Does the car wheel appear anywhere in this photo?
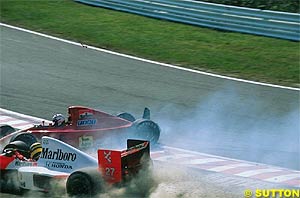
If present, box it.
[0,170,24,194]
[0,125,15,138]
[66,168,102,197]
[133,119,160,144]
[117,112,136,122]
[9,132,37,146]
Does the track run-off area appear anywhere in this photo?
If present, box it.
[0,23,299,196]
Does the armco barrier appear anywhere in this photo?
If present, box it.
[75,0,300,41]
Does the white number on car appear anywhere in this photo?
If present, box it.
[105,167,115,177]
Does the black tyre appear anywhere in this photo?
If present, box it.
[0,125,15,138]
[132,119,160,144]
[117,112,136,122]
[0,170,24,194]
[66,168,103,197]
[9,132,37,146]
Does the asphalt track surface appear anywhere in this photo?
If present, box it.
[0,25,299,196]
[1,25,299,169]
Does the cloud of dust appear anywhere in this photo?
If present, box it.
[155,86,299,170]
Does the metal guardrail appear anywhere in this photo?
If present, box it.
[75,0,300,41]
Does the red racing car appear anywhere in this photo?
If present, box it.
[0,106,160,151]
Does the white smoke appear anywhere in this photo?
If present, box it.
[155,85,299,170]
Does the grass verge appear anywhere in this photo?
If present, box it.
[1,0,299,87]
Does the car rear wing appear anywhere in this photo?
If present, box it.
[97,139,150,183]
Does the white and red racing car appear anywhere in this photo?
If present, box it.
[0,133,151,196]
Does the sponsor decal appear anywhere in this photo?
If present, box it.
[42,138,49,145]
[104,151,112,163]
[15,161,36,167]
[79,110,94,119]
[79,135,93,148]
[40,148,77,161]
[77,119,97,126]
[46,161,73,170]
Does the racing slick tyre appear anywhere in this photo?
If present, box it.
[0,170,24,194]
[132,119,160,144]
[66,168,103,197]
[117,112,136,122]
[0,125,15,138]
[9,132,38,146]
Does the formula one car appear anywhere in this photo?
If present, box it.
[0,106,160,150]
[0,133,151,196]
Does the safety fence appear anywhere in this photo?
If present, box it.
[75,0,300,41]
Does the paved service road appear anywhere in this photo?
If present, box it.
[1,25,299,170]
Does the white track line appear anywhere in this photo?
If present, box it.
[208,163,254,172]
[152,153,194,161]
[5,120,29,125]
[236,169,282,177]
[180,158,225,165]
[0,107,47,122]
[1,23,299,91]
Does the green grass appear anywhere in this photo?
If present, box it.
[1,0,299,87]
